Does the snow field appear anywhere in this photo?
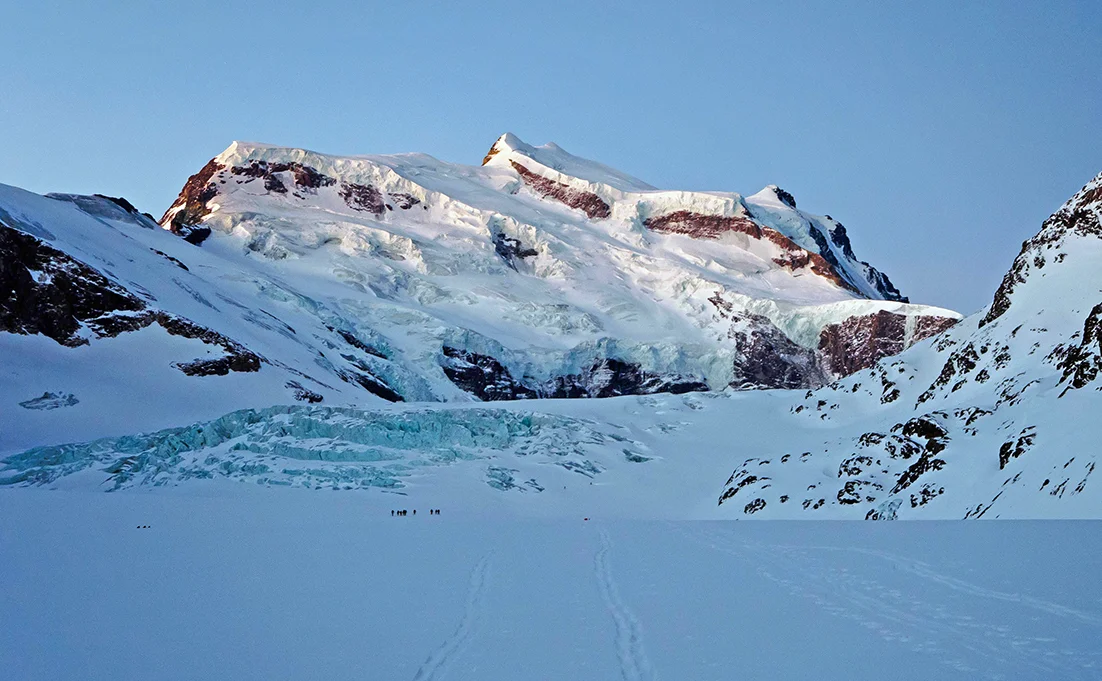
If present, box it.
[1,489,1100,680]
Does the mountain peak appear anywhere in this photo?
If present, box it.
[482,132,531,165]
[749,184,798,210]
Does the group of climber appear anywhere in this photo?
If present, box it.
[391,509,442,516]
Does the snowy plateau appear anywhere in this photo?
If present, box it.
[2,135,1101,680]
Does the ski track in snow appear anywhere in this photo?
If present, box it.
[676,524,1102,679]
[595,528,656,681]
[788,544,1102,627]
[411,552,493,681]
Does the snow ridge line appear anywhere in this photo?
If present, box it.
[595,528,656,681]
[412,552,493,681]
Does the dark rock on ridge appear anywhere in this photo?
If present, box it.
[160,158,224,237]
[0,222,147,347]
[231,160,337,191]
[645,211,855,292]
[1050,302,1102,392]
[0,222,261,375]
[510,161,611,220]
[982,172,1102,327]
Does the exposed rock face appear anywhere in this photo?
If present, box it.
[176,224,212,245]
[917,342,981,405]
[93,194,142,215]
[1051,302,1102,392]
[863,267,907,304]
[339,182,387,215]
[160,158,224,238]
[711,295,945,389]
[286,381,324,403]
[644,211,854,291]
[492,232,538,270]
[231,160,337,191]
[890,413,950,493]
[644,211,762,240]
[727,312,825,390]
[441,346,537,401]
[772,186,797,209]
[510,161,611,219]
[160,157,413,241]
[546,358,708,398]
[481,143,501,166]
[440,346,707,401]
[913,315,958,342]
[0,223,147,347]
[819,310,957,376]
[0,222,261,375]
[982,172,1102,327]
[336,368,403,402]
[154,312,262,375]
[819,218,907,302]
[390,192,421,210]
[719,410,956,514]
[718,471,768,506]
[999,426,1036,469]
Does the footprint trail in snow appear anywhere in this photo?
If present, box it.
[595,528,656,681]
[412,552,493,681]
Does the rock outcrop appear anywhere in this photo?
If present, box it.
[819,310,958,376]
[982,172,1102,327]
[0,222,261,375]
[510,161,611,219]
[440,346,707,401]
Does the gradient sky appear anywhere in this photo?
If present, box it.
[1,0,1098,314]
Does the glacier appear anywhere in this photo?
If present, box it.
[1,404,635,493]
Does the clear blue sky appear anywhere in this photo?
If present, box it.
[1,1,1098,314]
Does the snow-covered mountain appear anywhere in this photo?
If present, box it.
[0,134,953,450]
[717,171,1102,518]
[159,133,959,398]
[2,138,1098,519]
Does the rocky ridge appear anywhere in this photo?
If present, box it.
[718,171,1102,518]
